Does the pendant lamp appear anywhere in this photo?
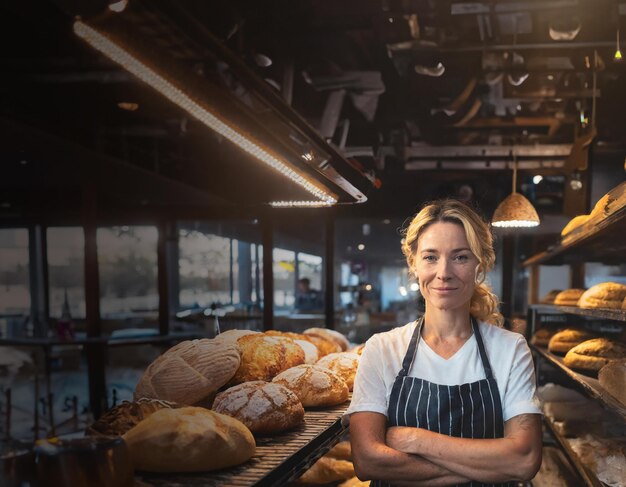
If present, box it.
[492,152,540,228]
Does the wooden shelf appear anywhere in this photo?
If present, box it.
[531,345,626,422]
[530,304,626,322]
[522,202,626,267]
[135,402,349,486]
[542,416,604,487]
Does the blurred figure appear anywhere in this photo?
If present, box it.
[295,278,323,312]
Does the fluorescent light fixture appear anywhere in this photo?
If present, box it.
[269,200,333,207]
[73,20,337,205]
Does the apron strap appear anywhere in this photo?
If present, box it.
[398,316,423,377]
[471,316,494,380]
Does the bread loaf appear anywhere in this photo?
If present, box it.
[316,352,360,390]
[265,330,320,363]
[548,329,595,354]
[213,381,304,434]
[296,456,355,484]
[598,360,626,406]
[563,338,626,372]
[230,334,305,384]
[303,334,341,357]
[577,282,626,309]
[123,407,255,472]
[272,364,349,407]
[134,339,240,405]
[531,328,556,347]
[553,289,585,306]
[214,329,260,345]
[327,441,352,460]
[304,328,350,352]
[339,477,371,487]
[539,289,563,305]
[560,215,589,237]
[86,398,177,436]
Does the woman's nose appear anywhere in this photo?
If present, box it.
[436,259,452,280]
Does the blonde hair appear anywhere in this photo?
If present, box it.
[401,199,503,326]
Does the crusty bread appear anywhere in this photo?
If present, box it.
[539,289,563,305]
[577,282,626,309]
[213,381,304,435]
[327,441,352,460]
[303,334,341,357]
[316,352,360,390]
[530,328,556,347]
[230,334,305,385]
[272,364,349,407]
[264,330,320,363]
[134,339,240,405]
[86,398,178,436]
[214,329,260,345]
[553,289,586,306]
[598,360,626,406]
[547,329,595,354]
[339,477,371,487]
[560,215,589,237]
[304,328,350,352]
[296,456,355,484]
[563,338,626,372]
[123,407,255,472]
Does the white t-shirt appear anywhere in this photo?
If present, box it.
[344,320,542,426]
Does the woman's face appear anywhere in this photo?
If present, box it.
[413,221,479,312]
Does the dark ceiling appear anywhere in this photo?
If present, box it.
[2,0,625,222]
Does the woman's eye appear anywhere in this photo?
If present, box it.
[423,255,437,262]
[454,254,469,262]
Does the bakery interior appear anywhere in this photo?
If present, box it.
[1,0,626,485]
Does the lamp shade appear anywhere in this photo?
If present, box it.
[492,193,540,228]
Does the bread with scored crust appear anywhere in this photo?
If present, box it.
[563,338,626,372]
[316,352,360,390]
[304,327,350,352]
[213,381,304,434]
[272,364,349,407]
[86,398,178,436]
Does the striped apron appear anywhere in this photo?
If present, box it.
[372,316,514,487]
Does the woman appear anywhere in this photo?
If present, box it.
[345,199,542,486]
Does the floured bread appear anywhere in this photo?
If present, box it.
[553,289,585,306]
[230,334,305,384]
[547,329,595,354]
[272,364,349,407]
[531,328,556,347]
[599,360,626,406]
[213,381,304,434]
[539,289,562,305]
[316,352,360,390]
[296,456,355,484]
[303,333,341,357]
[134,339,240,405]
[577,282,626,309]
[304,328,350,352]
[564,338,626,372]
[86,398,177,436]
[123,407,255,472]
[560,215,589,237]
[265,330,320,363]
[214,329,260,346]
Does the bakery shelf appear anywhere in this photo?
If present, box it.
[134,401,349,486]
[529,304,626,323]
[521,202,626,267]
[542,416,604,487]
[531,345,626,422]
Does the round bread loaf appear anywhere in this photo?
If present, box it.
[214,329,260,345]
[304,327,350,352]
[547,329,595,355]
[86,398,178,436]
[213,381,304,434]
[530,328,556,348]
[230,334,305,385]
[598,360,626,406]
[577,282,626,309]
[316,352,360,390]
[553,289,586,306]
[539,289,562,305]
[272,364,349,407]
[297,456,355,484]
[134,339,240,405]
[564,338,626,372]
[123,407,255,472]
[561,215,589,237]
[265,330,320,363]
[303,333,341,357]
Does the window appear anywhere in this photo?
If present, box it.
[47,227,85,318]
[97,226,158,317]
[297,252,323,290]
[273,248,295,308]
[0,229,30,334]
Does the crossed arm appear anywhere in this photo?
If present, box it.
[349,411,542,485]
